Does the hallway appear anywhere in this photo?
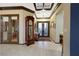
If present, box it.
[0,41,62,56]
[0,3,70,56]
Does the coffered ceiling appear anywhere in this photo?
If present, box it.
[34,3,54,10]
[0,3,61,19]
[34,3,61,19]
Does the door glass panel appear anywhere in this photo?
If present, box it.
[2,17,9,43]
[37,22,49,37]
[44,23,48,36]
[11,16,18,43]
[38,23,42,36]
[28,20,33,39]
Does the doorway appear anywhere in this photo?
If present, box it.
[0,15,19,44]
[37,21,50,37]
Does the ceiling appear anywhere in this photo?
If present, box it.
[0,3,60,19]
[34,3,59,19]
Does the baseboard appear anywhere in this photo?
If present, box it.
[50,38,60,44]
[19,43,25,45]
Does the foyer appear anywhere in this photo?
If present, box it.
[0,3,70,56]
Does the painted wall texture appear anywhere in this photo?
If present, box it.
[71,3,79,56]
[63,3,70,56]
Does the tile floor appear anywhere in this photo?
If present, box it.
[0,41,62,56]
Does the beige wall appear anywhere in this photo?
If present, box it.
[56,10,64,43]
[50,4,70,56]
[0,9,34,44]
[50,4,63,43]
[50,16,56,42]
[63,3,70,56]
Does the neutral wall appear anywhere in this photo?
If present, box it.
[63,4,70,56]
[56,11,64,43]
[50,4,63,43]
[0,9,33,44]
[50,4,70,56]
[50,16,56,42]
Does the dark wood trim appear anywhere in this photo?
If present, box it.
[0,14,19,44]
[0,14,19,16]
[0,6,35,13]
[37,21,50,37]
[50,36,60,44]
[44,3,54,10]
[34,3,42,11]
[52,39,60,44]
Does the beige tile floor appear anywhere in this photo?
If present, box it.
[0,41,62,56]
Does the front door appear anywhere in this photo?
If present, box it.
[37,21,50,37]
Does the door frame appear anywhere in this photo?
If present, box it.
[37,21,50,37]
[0,14,19,44]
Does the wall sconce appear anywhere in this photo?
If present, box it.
[51,21,56,28]
[51,21,54,27]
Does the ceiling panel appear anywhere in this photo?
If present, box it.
[34,3,54,10]
[35,10,51,18]
[35,3,59,19]
[36,3,43,10]
[44,3,54,10]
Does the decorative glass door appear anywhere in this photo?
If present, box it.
[1,15,19,44]
[38,23,43,36]
[37,21,49,37]
[43,23,48,36]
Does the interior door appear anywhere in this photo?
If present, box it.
[1,15,19,44]
[37,21,49,37]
